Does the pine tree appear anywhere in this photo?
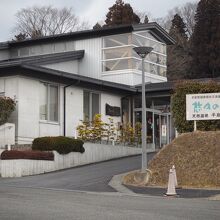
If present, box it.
[167,14,190,80]
[93,23,102,30]
[14,33,27,41]
[191,0,220,78]
[104,0,140,27]
[144,15,149,24]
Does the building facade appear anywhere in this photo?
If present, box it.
[0,23,175,150]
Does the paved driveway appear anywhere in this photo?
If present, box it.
[0,154,154,192]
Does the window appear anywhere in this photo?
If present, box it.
[83,91,100,121]
[102,32,167,77]
[40,83,59,122]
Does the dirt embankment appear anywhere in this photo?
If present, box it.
[148,131,220,188]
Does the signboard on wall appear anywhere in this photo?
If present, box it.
[186,93,220,121]
[106,104,121,117]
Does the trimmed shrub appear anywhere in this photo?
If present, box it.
[171,81,220,133]
[32,136,85,154]
[1,150,54,161]
[0,97,16,126]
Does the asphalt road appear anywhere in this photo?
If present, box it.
[0,154,154,192]
[0,185,220,220]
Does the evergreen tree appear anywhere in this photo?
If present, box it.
[104,0,140,26]
[93,23,102,30]
[144,15,149,24]
[191,0,220,78]
[14,33,27,41]
[167,14,190,80]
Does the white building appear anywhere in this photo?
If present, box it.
[0,23,175,149]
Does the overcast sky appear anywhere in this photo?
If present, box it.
[0,0,198,42]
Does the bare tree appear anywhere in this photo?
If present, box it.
[14,6,90,39]
[179,2,197,37]
[153,2,197,37]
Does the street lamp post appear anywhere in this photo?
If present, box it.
[133,46,153,173]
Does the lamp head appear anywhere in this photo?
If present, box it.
[133,46,153,58]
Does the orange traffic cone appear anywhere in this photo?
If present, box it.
[165,169,177,196]
[172,165,178,187]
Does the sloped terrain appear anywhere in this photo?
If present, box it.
[148,131,220,188]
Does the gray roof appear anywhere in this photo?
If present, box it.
[0,22,175,49]
[0,63,137,94]
[0,50,84,67]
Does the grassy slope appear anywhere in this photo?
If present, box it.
[148,131,220,188]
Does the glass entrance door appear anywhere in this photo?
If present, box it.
[154,113,160,150]
[134,110,172,150]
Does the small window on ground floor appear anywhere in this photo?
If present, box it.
[39,83,59,122]
[83,91,100,121]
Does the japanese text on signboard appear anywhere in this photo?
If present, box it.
[186,93,220,120]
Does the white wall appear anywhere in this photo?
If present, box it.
[0,49,9,60]
[0,76,123,144]
[65,86,84,137]
[17,77,40,143]
[17,77,64,143]
[75,38,102,79]
[0,123,15,149]
[101,92,122,124]
[42,60,79,74]
[0,77,19,137]
[102,70,167,86]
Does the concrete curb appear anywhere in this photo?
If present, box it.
[108,172,135,195]
[209,194,220,201]
[108,171,220,201]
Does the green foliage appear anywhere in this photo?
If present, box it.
[77,114,141,146]
[90,114,106,143]
[118,123,135,145]
[171,81,220,133]
[135,122,142,146]
[191,0,220,78]
[32,136,85,155]
[0,97,16,126]
[167,14,190,81]
[104,0,140,27]
[105,117,116,144]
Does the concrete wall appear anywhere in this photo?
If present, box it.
[0,143,142,177]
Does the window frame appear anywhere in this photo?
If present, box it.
[102,32,167,76]
[83,90,101,121]
[39,82,59,123]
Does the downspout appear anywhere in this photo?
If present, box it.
[63,80,80,136]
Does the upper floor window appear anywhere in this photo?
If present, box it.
[102,32,167,77]
[39,83,59,122]
[10,41,75,58]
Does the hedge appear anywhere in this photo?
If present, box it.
[0,97,16,126]
[1,150,54,161]
[32,136,85,154]
[171,81,220,133]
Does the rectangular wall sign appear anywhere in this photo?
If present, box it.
[186,93,220,120]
